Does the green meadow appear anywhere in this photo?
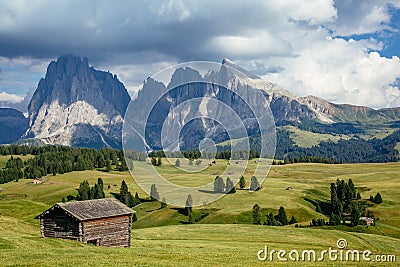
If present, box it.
[0,159,399,266]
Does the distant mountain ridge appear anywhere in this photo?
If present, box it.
[128,59,400,149]
[223,59,400,124]
[0,108,28,144]
[5,56,400,162]
[298,95,400,123]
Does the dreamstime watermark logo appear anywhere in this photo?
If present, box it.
[122,61,276,207]
[257,238,397,263]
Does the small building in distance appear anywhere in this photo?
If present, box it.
[359,216,375,226]
[36,198,134,247]
[32,178,42,184]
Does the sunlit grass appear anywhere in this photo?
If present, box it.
[0,161,399,266]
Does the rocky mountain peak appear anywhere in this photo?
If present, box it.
[13,56,400,149]
[220,58,260,79]
[29,55,129,117]
[167,67,203,89]
[221,58,235,65]
[24,55,131,148]
[45,55,88,81]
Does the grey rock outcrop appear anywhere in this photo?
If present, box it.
[24,55,130,148]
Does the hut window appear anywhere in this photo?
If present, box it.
[55,219,71,231]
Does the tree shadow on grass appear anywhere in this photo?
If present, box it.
[198,189,226,194]
[171,207,187,215]
[304,197,332,216]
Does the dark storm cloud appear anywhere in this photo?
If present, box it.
[0,1,293,65]
[332,0,397,35]
[2,0,400,109]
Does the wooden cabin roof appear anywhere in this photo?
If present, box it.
[36,198,134,221]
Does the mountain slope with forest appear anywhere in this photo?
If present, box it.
[8,56,400,162]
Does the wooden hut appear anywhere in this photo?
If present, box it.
[359,216,375,226]
[36,198,134,247]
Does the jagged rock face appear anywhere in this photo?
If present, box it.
[298,95,400,123]
[205,63,317,124]
[128,59,400,152]
[25,56,130,148]
[129,63,315,151]
[0,108,29,144]
[21,56,400,150]
[268,95,316,123]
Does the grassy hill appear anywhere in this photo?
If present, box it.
[0,160,399,265]
[280,125,346,147]
[1,218,399,266]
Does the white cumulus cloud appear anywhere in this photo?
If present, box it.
[0,1,400,109]
[0,92,24,103]
[261,32,400,108]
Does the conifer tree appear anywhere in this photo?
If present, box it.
[120,180,129,205]
[289,215,297,224]
[252,204,261,225]
[239,175,246,189]
[77,180,90,200]
[97,178,105,198]
[105,160,112,172]
[135,192,141,204]
[329,212,341,226]
[93,183,103,199]
[150,184,159,201]
[250,176,261,191]
[175,159,181,167]
[185,194,193,216]
[265,212,276,226]
[132,213,138,222]
[214,176,225,193]
[276,206,288,225]
[374,193,383,204]
[128,192,136,208]
[348,179,356,199]
[226,177,236,194]
[350,202,360,226]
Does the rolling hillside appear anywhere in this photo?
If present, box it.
[0,159,399,265]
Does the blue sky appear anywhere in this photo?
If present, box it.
[0,0,400,112]
[376,4,400,58]
[336,4,400,58]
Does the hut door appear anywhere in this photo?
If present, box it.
[87,239,100,246]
